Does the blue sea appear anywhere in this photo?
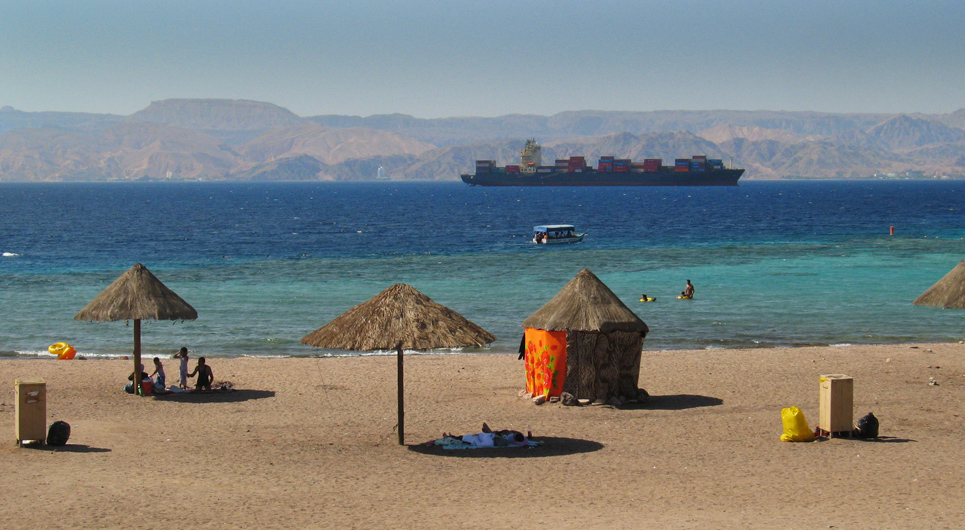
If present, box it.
[1,180,964,360]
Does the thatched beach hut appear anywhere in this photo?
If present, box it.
[522,268,649,404]
[302,283,496,444]
[75,263,197,389]
[914,259,965,309]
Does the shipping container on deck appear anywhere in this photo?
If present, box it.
[642,158,662,173]
[506,165,520,173]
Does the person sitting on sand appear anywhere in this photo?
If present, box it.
[150,357,165,391]
[188,357,214,391]
[124,364,151,394]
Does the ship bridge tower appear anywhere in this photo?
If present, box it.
[520,139,541,174]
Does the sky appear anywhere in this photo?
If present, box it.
[1,0,963,118]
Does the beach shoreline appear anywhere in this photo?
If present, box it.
[3,342,965,528]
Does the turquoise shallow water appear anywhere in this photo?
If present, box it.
[1,180,964,359]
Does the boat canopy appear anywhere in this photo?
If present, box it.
[534,225,576,233]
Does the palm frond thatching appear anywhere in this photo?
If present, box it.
[74,263,198,322]
[914,259,965,310]
[301,283,496,351]
[522,268,648,334]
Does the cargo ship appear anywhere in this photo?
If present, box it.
[461,139,743,186]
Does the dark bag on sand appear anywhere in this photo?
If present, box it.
[47,421,71,446]
[854,412,879,439]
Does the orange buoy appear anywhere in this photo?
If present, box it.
[890,226,895,236]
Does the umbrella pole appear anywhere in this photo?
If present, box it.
[133,319,142,396]
[397,344,404,446]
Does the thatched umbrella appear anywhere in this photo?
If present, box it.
[301,283,496,445]
[75,263,198,392]
[914,259,965,309]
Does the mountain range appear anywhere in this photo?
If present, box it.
[1,99,963,182]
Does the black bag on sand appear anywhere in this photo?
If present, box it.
[47,421,71,446]
[853,412,879,439]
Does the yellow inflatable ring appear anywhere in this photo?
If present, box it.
[48,342,77,360]
[676,295,693,300]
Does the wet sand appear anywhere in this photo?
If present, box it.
[3,342,965,529]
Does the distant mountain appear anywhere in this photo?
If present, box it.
[698,124,822,145]
[865,115,965,152]
[307,113,552,146]
[720,138,907,179]
[306,109,902,146]
[129,99,305,145]
[0,105,122,134]
[400,141,530,180]
[545,131,728,163]
[940,108,965,130]
[238,123,434,166]
[0,122,238,181]
[232,154,326,181]
[130,99,303,131]
[2,99,964,181]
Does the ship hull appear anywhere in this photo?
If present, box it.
[461,169,743,186]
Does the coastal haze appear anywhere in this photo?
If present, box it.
[2,1,964,182]
[2,100,965,181]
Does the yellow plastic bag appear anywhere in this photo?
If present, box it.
[780,406,816,442]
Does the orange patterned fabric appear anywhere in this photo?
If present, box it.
[524,328,568,398]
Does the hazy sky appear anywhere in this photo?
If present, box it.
[1,0,963,118]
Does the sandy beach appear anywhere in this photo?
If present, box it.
[3,342,965,529]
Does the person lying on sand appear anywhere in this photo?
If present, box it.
[441,423,529,447]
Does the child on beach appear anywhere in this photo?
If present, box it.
[150,357,166,391]
[173,347,189,389]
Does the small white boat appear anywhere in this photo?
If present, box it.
[533,224,585,245]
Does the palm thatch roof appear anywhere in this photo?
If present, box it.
[301,283,496,351]
[522,268,648,334]
[74,263,198,322]
[913,259,965,310]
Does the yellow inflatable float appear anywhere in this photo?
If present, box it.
[48,342,77,360]
[639,297,656,302]
[676,295,693,300]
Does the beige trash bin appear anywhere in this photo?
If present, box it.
[819,374,853,437]
[15,378,46,445]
